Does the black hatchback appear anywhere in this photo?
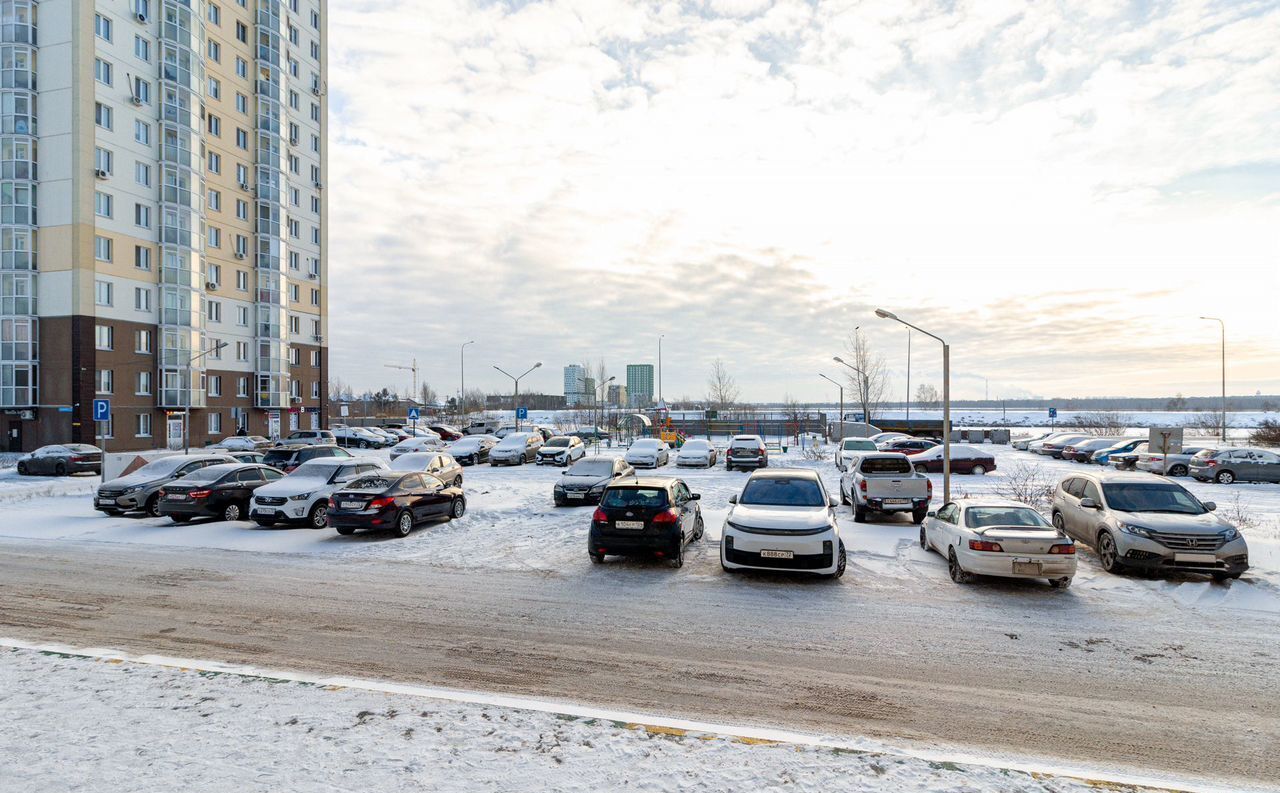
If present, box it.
[327,472,466,538]
[589,476,703,567]
[157,463,284,523]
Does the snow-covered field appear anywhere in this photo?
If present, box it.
[2,439,1278,615]
[0,644,1205,793]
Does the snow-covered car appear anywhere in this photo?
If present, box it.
[1026,433,1081,455]
[250,456,388,528]
[839,453,931,524]
[537,436,586,466]
[1012,432,1054,451]
[868,432,909,446]
[909,444,996,475]
[721,469,844,578]
[16,444,102,476]
[675,439,718,468]
[553,457,635,506]
[835,437,877,471]
[922,498,1076,588]
[1034,434,1092,458]
[446,436,497,466]
[390,452,463,486]
[277,430,338,447]
[332,427,389,449]
[95,453,237,517]
[880,438,939,455]
[213,435,271,452]
[426,425,464,441]
[724,435,768,471]
[363,427,400,446]
[488,432,543,465]
[624,438,670,469]
[389,435,446,460]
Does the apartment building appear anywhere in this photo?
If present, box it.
[625,364,653,408]
[562,364,585,407]
[0,0,327,452]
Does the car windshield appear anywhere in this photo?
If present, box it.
[860,457,911,474]
[739,477,826,507]
[133,456,196,477]
[176,466,228,484]
[965,507,1051,529]
[496,434,528,448]
[682,441,710,452]
[290,461,341,480]
[842,440,875,450]
[631,440,659,449]
[601,487,668,508]
[1102,483,1205,515]
[545,438,570,447]
[262,450,296,465]
[449,439,479,450]
[568,460,613,477]
[345,474,397,492]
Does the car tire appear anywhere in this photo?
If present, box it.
[1214,470,1235,485]
[335,525,355,536]
[1169,464,1188,477]
[1050,577,1072,589]
[919,525,929,551]
[307,502,328,529]
[854,505,867,523]
[827,542,846,579]
[912,507,927,525]
[254,518,276,527]
[145,494,162,519]
[393,510,414,538]
[223,502,245,522]
[914,464,928,474]
[693,516,704,541]
[589,551,605,564]
[16,462,27,475]
[54,462,67,476]
[359,441,369,449]
[671,542,684,568]
[1096,530,1125,574]
[948,548,970,584]
[971,464,987,475]
[449,498,466,520]
[1052,512,1066,531]
[453,476,463,487]
[840,489,849,506]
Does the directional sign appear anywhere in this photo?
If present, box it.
[407,407,421,421]
[92,399,111,422]
[516,407,528,420]
[1048,407,1057,419]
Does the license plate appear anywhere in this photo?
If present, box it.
[97,498,115,505]
[884,498,910,505]
[252,508,273,516]
[1175,553,1217,564]
[1013,561,1042,575]
[341,501,363,510]
[760,549,794,559]
[615,520,645,529]
[167,494,188,500]
[567,493,584,499]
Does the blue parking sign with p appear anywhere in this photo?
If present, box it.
[1048,407,1057,419]
[407,407,420,421]
[93,399,111,422]
[516,407,528,420]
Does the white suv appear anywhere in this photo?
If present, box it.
[721,469,844,578]
[250,456,388,528]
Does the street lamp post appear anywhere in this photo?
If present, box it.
[875,308,950,503]
[658,334,664,406]
[460,340,475,424]
[595,376,616,448]
[493,362,542,431]
[832,356,868,424]
[818,373,843,441]
[1200,317,1226,442]
[185,340,227,454]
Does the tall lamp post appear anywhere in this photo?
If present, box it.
[832,356,868,424]
[876,308,950,503]
[595,376,616,448]
[459,340,475,423]
[819,373,844,441]
[185,340,227,454]
[1200,317,1226,442]
[493,361,541,431]
[658,334,664,406]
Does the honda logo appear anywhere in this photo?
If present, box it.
[1187,538,1198,548]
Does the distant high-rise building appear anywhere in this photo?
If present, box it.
[626,364,654,407]
[607,383,627,407]
[563,364,587,406]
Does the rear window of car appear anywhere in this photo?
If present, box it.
[740,477,826,506]
[965,507,1050,529]
[263,450,298,466]
[569,460,613,477]
[602,487,669,508]
[345,474,398,491]
[842,440,875,450]
[860,457,911,474]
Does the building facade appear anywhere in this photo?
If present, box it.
[625,364,653,407]
[606,383,626,408]
[0,0,328,452]
[562,363,585,406]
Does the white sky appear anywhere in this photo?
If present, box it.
[326,0,1280,403]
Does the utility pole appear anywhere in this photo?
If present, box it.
[876,309,951,504]
[460,340,475,423]
[1200,317,1226,442]
[494,362,542,431]
[658,334,664,405]
[819,373,843,441]
[905,330,911,429]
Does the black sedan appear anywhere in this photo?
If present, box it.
[16,444,103,476]
[157,463,284,522]
[554,457,635,506]
[327,472,466,538]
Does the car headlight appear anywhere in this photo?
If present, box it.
[122,485,145,495]
[553,484,564,492]
[1221,527,1239,542]
[288,492,313,501]
[1117,522,1152,538]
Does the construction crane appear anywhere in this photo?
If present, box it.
[385,358,418,402]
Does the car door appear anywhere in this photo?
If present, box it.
[1078,479,1105,543]
[1055,478,1084,537]
[930,502,959,551]
[419,474,452,517]
[1254,451,1280,483]
[673,481,695,542]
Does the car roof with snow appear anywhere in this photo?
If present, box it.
[748,468,820,480]
[607,475,679,488]
[1078,470,1171,483]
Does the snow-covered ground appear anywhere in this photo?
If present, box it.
[2,439,1278,615]
[0,644,1215,793]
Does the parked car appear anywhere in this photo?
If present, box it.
[389,435,447,460]
[389,451,463,486]
[327,471,466,538]
[494,425,520,439]
[589,476,703,566]
[868,432,909,446]
[537,435,587,466]
[277,429,338,447]
[366,427,402,446]
[1135,446,1210,477]
[1090,438,1148,466]
[1034,434,1091,458]
[1062,437,1129,463]
[676,439,718,468]
[1050,470,1248,580]
[554,457,635,505]
[261,444,352,474]
[229,451,267,465]
[16,444,102,476]
[214,435,271,452]
[1012,432,1055,451]
[251,456,389,528]
[1026,432,1081,454]
[96,453,237,517]
[725,434,768,471]
[1189,447,1280,484]
[381,427,413,442]
[922,498,1076,588]
[427,425,464,441]
[624,438,670,469]
[568,427,610,443]
[907,444,996,475]
[333,426,390,449]
[1109,442,1148,470]
[835,437,878,471]
[721,469,844,578]
[158,463,285,523]
[488,432,543,465]
[446,436,497,466]
[465,419,502,435]
[881,438,939,456]
[839,452,932,524]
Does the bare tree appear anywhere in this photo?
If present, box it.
[1165,393,1188,412]
[418,381,438,407]
[915,383,940,410]
[1069,411,1128,436]
[705,358,740,411]
[842,329,889,423]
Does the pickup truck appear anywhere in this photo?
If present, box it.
[838,452,932,524]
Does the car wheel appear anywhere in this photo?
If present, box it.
[589,551,605,564]
[54,462,67,476]
[335,525,355,536]
[912,508,927,525]
[854,505,867,523]
[145,494,162,518]
[1097,531,1124,574]
[254,518,276,527]
[1214,470,1235,485]
[359,441,369,449]
[223,502,244,521]
[1052,512,1066,531]
[914,464,928,474]
[971,464,987,475]
[16,462,26,475]
[1050,577,1072,589]
[449,498,466,520]
[453,476,463,487]
[948,548,971,584]
[670,542,685,568]
[693,516,705,541]
[840,489,849,506]
[307,502,328,529]
[1169,464,1188,477]
[826,542,847,579]
[393,510,414,537]
[919,525,929,551]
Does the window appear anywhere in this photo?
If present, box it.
[207,40,220,62]
[310,288,320,306]
[235,93,248,114]
[135,162,151,187]
[311,134,320,154]
[234,235,248,257]
[208,412,222,435]
[134,245,152,270]
[288,283,299,302]
[207,226,221,248]
[95,324,113,351]
[134,120,151,145]
[134,203,150,228]
[289,187,300,207]
[208,151,221,174]
[208,77,221,99]
[208,375,222,397]
[312,10,320,28]
[132,77,150,105]
[207,262,221,286]
[236,305,249,325]
[235,128,248,149]
[210,339,223,360]
[235,199,248,220]
[235,163,248,185]
[311,350,321,367]
[290,379,301,398]
[95,279,113,305]
[235,57,247,79]
[236,21,248,42]
[96,369,114,395]
[133,287,151,312]
[289,347,301,365]
[288,251,300,270]
[288,315,300,334]
[95,14,112,42]
[135,329,152,354]
[207,300,222,323]
[207,3,220,24]
[136,413,152,437]
[289,90,300,110]
[311,41,320,61]
[95,58,113,85]
[207,114,221,136]
[235,270,249,291]
[94,147,113,175]
[235,341,248,361]
[287,219,299,238]
[237,376,249,397]
[311,227,320,245]
[311,319,321,337]
[288,24,298,45]
[95,102,112,130]
[95,238,113,263]
[97,417,114,441]
[135,0,152,20]
[135,35,151,62]
[311,102,320,122]
[95,191,113,218]
[137,371,153,396]
[208,189,221,211]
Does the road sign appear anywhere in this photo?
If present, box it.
[92,399,111,422]
[1048,407,1057,419]
[516,407,528,420]
[408,407,420,421]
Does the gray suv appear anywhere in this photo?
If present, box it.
[1051,470,1248,581]
[1188,447,1280,484]
[95,453,237,517]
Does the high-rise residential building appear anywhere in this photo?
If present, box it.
[626,364,653,407]
[0,0,328,452]
[606,383,626,407]
[562,364,585,406]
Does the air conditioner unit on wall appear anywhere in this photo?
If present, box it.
[94,169,108,179]
[205,281,218,290]
[235,252,246,260]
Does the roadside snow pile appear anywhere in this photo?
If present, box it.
[0,468,100,504]
[0,646,1179,793]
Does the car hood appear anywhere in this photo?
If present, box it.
[1113,510,1232,533]
[626,449,658,457]
[103,472,167,488]
[254,475,330,497]
[729,504,831,530]
[561,474,610,488]
[539,447,570,454]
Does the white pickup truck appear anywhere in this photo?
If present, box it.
[839,452,932,524]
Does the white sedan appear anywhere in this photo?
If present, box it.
[624,438,670,469]
[921,498,1077,588]
[675,439,718,468]
[389,435,446,460]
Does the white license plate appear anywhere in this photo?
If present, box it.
[1013,561,1042,575]
[252,509,273,516]
[567,493,584,499]
[341,501,363,510]
[97,498,115,505]
[1175,553,1217,564]
[167,494,188,500]
[760,549,794,559]
[884,498,911,505]
[615,520,645,529]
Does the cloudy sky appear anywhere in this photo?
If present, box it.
[326,0,1279,404]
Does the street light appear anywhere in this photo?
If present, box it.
[818,373,843,441]
[185,340,228,454]
[460,340,475,423]
[658,334,665,406]
[493,361,542,430]
[1200,317,1226,441]
[595,375,616,447]
[876,308,951,503]
[832,356,868,424]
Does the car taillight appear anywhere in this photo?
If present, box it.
[1204,460,1218,467]
[70,455,84,463]
[1049,544,1076,555]
[328,498,337,509]
[189,489,211,499]
[926,479,933,496]
[858,479,867,492]
[653,509,679,525]
[592,507,607,522]
[968,540,1004,552]
[368,497,394,510]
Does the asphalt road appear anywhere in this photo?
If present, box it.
[1,537,1277,790]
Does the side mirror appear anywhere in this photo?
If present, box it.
[1080,497,1099,509]
[689,493,701,501]
[828,496,839,508]
[1203,501,1217,512]
[927,510,937,517]
[728,494,738,504]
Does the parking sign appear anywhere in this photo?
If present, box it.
[1048,407,1057,419]
[92,399,111,422]
[516,407,528,420]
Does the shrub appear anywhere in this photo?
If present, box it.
[1249,419,1280,446]
[993,463,1057,512]
[1069,411,1127,436]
